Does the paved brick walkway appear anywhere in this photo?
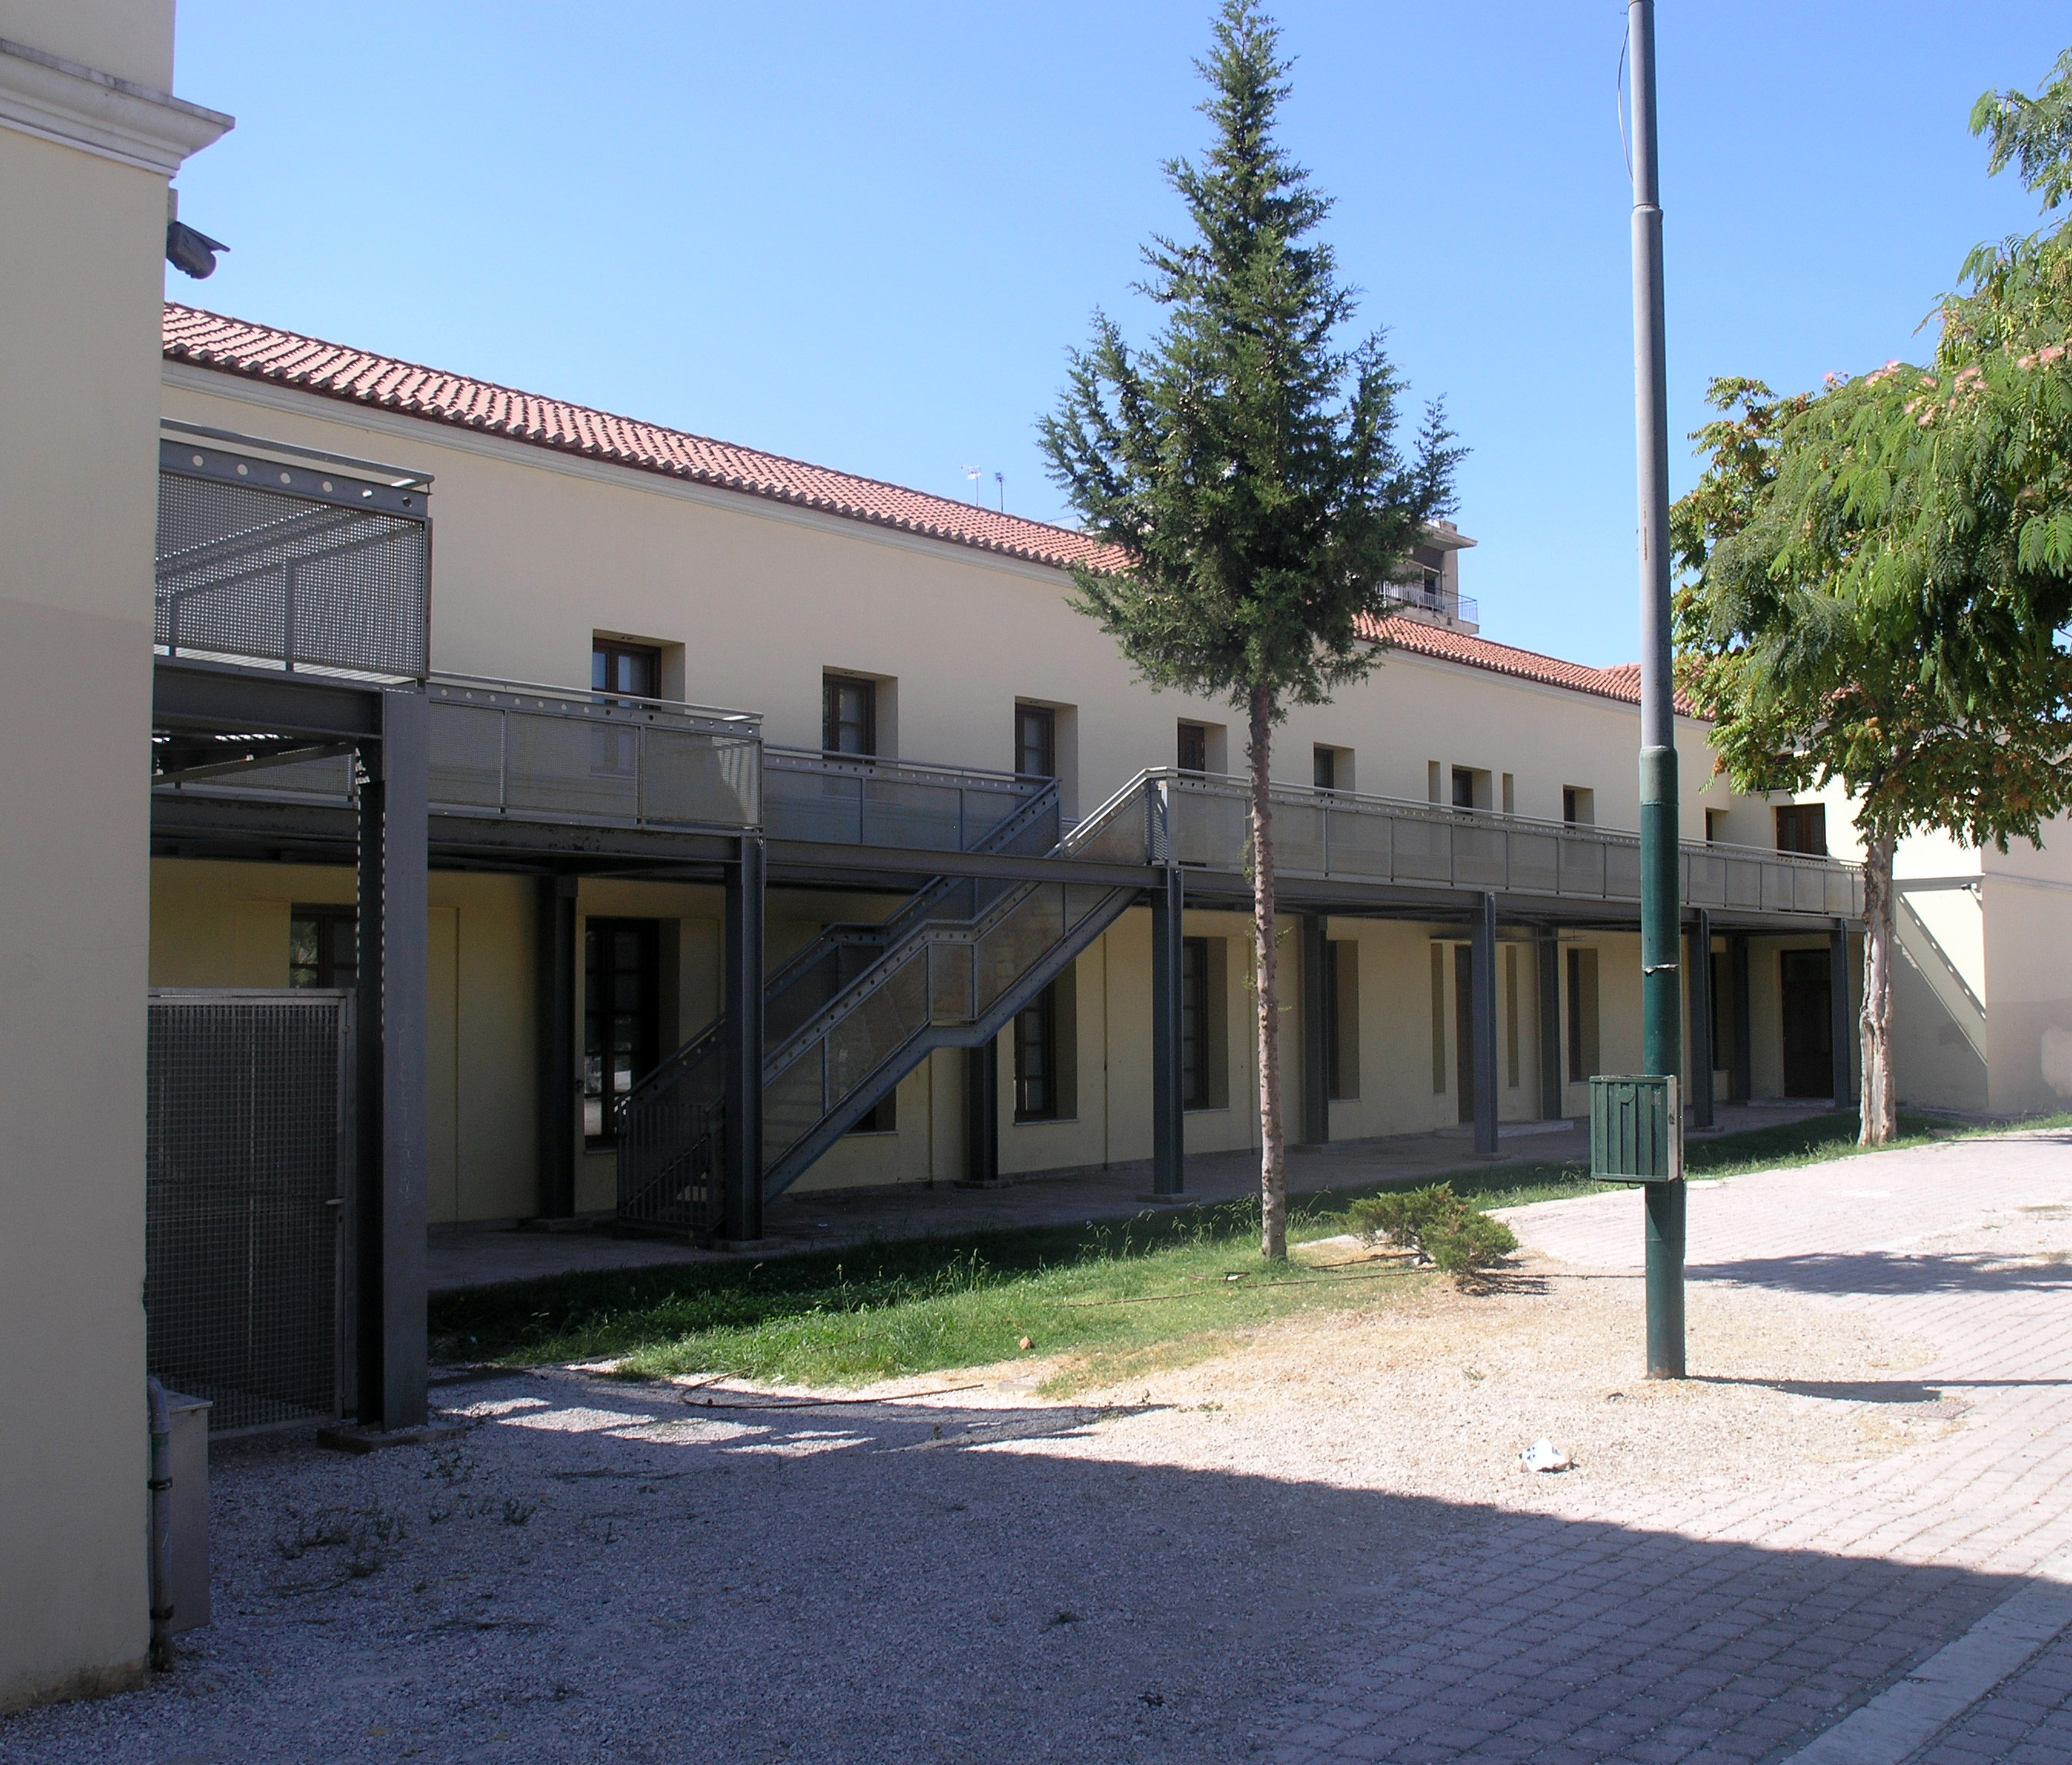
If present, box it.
[1267,1130,2072,1764]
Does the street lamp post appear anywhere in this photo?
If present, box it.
[1629,0,1685,1379]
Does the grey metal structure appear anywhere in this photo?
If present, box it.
[144,989,350,1434]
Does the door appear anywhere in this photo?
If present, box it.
[1454,944,1476,1125]
[1780,949,1833,1098]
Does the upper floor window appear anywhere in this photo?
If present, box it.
[1451,766,1479,811]
[1016,703,1057,779]
[593,637,659,700]
[1775,803,1828,856]
[823,673,877,756]
[1705,809,1727,845]
[1313,746,1337,792]
[1177,721,1209,776]
[1563,786,1595,826]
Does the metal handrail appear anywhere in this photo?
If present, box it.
[430,673,761,736]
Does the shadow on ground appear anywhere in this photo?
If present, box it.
[1,1368,2061,1765]
[1689,1248,2072,1298]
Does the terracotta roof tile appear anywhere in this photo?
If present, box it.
[162,305,1696,718]
[161,305,1131,575]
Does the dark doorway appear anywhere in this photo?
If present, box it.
[1454,944,1476,1125]
[584,919,661,1145]
[1780,949,1834,1098]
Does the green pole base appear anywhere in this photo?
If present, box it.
[1644,1178,1686,1379]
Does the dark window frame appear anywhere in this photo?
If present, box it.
[823,673,878,757]
[1452,766,1478,811]
[1014,983,1061,1121]
[289,904,358,991]
[583,918,662,1148]
[1177,721,1209,776]
[1566,946,1601,1084]
[1313,746,1337,792]
[1775,803,1828,856]
[593,637,662,700]
[1181,936,1212,1109]
[1015,703,1058,780]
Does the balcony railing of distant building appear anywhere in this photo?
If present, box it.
[1381,576,1478,627]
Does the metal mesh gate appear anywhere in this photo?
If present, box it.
[146,990,352,1433]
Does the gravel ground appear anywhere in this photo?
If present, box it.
[4,1145,2064,1765]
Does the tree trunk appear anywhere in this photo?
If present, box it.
[1248,686,1287,1260]
[1859,833,1898,1146]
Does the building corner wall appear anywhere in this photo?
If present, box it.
[0,0,204,1713]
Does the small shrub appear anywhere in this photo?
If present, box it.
[1346,1185,1517,1285]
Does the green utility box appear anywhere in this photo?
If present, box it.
[1589,1074,1684,1184]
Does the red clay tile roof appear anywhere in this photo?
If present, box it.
[161,305,1131,574]
[163,304,1694,716]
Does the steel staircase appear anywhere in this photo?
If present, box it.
[616,773,1161,1236]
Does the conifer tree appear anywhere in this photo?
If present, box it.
[1040,0,1457,1257]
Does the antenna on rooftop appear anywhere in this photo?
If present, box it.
[964,465,981,504]
[994,471,1004,514]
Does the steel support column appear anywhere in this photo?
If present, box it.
[353,687,429,1433]
[1299,913,1330,1147]
[535,874,579,1218]
[719,836,766,1245]
[1150,867,1186,1196]
[1688,909,1715,1130]
[964,1042,1001,1187]
[1537,936,1563,1122]
[1471,894,1499,1156]
[1831,920,1855,1105]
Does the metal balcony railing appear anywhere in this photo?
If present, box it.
[1382,579,1479,625]
[1162,772,1865,919]
[763,748,1048,852]
[156,434,431,683]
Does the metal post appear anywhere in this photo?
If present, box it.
[1299,912,1330,1147]
[1471,894,1499,1155]
[964,1041,1000,1186]
[1830,919,1854,1106]
[354,687,429,1432]
[1537,936,1563,1122]
[535,873,579,1218]
[719,835,766,1246]
[1150,866,1186,1195]
[1632,0,1684,1378]
[1688,909,1715,1129]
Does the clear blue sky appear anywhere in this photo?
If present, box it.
[170,2,2065,667]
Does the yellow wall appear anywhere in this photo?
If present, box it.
[0,0,225,1713]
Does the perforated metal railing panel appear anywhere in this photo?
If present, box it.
[146,992,349,1433]
[156,452,430,680]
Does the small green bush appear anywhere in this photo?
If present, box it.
[1346,1184,1518,1284]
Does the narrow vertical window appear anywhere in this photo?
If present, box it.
[1566,946,1600,1084]
[1312,746,1337,791]
[1429,942,1447,1094]
[1180,936,1211,1109]
[1177,722,1208,776]
[1452,766,1477,810]
[1504,945,1520,1089]
[823,674,877,756]
[1705,809,1726,845]
[1326,939,1360,1099]
[1014,984,1060,1120]
[584,919,659,1145]
[290,906,357,989]
[1015,703,1057,780]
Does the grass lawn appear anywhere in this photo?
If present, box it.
[429,1107,2046,1391]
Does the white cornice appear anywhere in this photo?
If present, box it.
[0,38,231,175]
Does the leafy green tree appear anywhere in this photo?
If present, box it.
[1039,0,1456,1258]
[1672,49,2072,1143]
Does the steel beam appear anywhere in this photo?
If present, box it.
[1538,936,1563,1122]
[535,875,579,1218]
[1150,868,1186,1196]
[1471,893,1499,1155]
[964,1042,1001,1187]
[353,687,429,1433]
[719,836,766,1245]
[1299,913,1330,1147]
[154,656,384,741]
[1688,909,1715,1129]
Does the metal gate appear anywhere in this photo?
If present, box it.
[145,990,353,1433]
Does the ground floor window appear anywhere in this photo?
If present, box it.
[290,905,357,990]
[1566,946,1600,1083]
[1014,973,1078,1121]
[1325,940,1359,1100]
[847,1092,897,1134]
[1180,936,1226,1110]
[584,919,660,1145]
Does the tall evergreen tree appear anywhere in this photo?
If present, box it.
[1673,48,2072,1143]
[1040,0,1457,1258]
